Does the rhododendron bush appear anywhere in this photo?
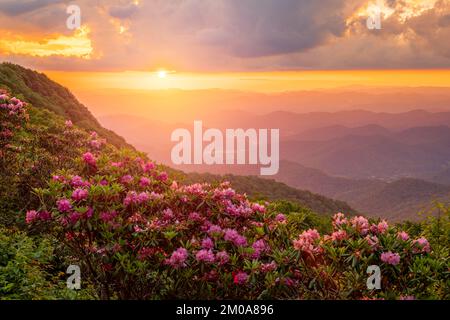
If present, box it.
[25,127,449,299]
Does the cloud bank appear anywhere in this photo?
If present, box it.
[1,0,450,71]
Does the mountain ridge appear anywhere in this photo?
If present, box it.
[0,63,132,149]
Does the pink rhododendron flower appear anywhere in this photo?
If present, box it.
[196,249,215,263]
[397,231,409,241]
[90,140,102,149]
[100,211,117,222]
[283,277,296,287]
[149,191,164,200]
[68,212,81,224]
[351,216,369,235]
[377,220,389,234]
[365,235,379,250]
[25,210,38,224]
[207,224,223,235]
[123,191,138,206]
[224,200,253,217]
[381,251,401,265]
[189,212,201,222]
[331,229,348,241]
[70,175,85,187]
[156,171,168,182]
[251,239,269,258]
[233,271,248,285]
[111,162,123,168]
[137,192,149,204]
[412,237,431,253]
[57,199,72,212]
[293,229,321,255]
[251,203,266,213]
[370,224,378,233]
[261,261,278,273]
[85,207,94,219]
[26,210,51,224]
[141,161,155,173]
[38,210,52,221]
[166,248,188,268]
[139,177,151,187]
[65,120,73,127]
[275,213,287,224]
[213,187,236,200]
[121,175,133,184]
[161,208,173,220]
[82,152,96,166]
[181,183,208,195]
[215,251,230,265]
[332,212,347,228]
[0,129,13,138]
[252,221,264,228]
[224,228,247,247]
[72,188,88,201]
[52,175,63,182]
[201,237,214,250]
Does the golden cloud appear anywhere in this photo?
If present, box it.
[348,0,440,26]
[0,25,93,58]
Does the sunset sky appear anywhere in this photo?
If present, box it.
[1,0,450,91]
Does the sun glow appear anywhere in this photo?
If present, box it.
[44,69,450,94]
[158,70,168,79]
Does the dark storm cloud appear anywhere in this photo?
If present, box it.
[205,0,362,57]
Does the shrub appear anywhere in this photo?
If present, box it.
[26,145,448,299]
[0,227,95,300]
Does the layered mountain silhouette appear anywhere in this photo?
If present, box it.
[272,161,450,221]
[281,125,450,179]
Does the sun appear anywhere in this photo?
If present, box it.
[157,70,167,79]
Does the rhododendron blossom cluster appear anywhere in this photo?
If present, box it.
[0,92,28,152]
[381,251,401,265]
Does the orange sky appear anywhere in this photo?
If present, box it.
[45,69,450,93]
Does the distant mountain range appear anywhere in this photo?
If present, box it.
[247,110,450,137]
[286,124,391,141]
[281,125,450,179]
[272,160,450,221]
